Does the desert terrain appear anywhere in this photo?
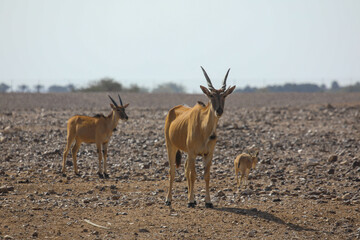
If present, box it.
[0,92,360,239]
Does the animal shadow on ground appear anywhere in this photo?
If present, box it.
[212,207,316,232]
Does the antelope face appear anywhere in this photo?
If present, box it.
[200,88,226,117]
[251,156,258,168]
[200,67,236,118]
[108,94,129,121]
[113,104,129,121]
[250,150,259,168]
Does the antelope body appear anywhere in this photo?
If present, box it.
[234,148,259,189]
[62,95,129,178]
[165,67,235,208]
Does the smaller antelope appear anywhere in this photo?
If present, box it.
[62,95,129,178]
[234,147,259,189]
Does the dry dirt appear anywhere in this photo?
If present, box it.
[1,92,360,240]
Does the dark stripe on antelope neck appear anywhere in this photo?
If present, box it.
[210,134,216,140]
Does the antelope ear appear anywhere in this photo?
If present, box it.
[110,103,116,109]
[123,103,129,108]
[224,85,236,97]
[200,85,211,96]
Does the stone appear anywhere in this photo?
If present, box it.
[328,154,338,163]
[342,193,352,200]
[353,161,360,168]
[241,189,253,196]
[0,186,14,193]
[112,195,121,200]
[215,190,226,197]
[305,158,320,167]
[248,230,257,237]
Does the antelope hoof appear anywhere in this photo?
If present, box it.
[104,173,109,178]
[205,202,214,208]
[188,201,196,208]
[165,200,171,206]
[98,172,104,178]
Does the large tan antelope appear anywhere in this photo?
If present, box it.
[165,67,236,208]
[62,95,129,178]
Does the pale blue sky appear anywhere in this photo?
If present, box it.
[0,0,359,92]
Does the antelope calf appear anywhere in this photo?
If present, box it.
[62,95,129,178]
[234,148,259,189]
[165,66,236,208]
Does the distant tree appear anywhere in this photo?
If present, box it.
[81,78,122,92]
[234,85,257,93]
[67,84,76,92]
[127,84,141,93]
[331,81,340,91]
[34,84,44,93]
[0,83,10,93]
[123,84,149,93]
[266,83,322,92]
[343,82,360,92]
[48,85,70,92]
[152,82,185,93]
[221,81,360,93]
[320,84,327,91]
[18,84,29,92]
[243,85,257,93]
[125,84,148,93]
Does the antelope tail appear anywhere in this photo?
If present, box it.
[176,150,182,168]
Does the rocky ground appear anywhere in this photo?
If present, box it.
[0,92,360,240]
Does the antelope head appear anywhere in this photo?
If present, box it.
[247,146,260,168]
[108,94,129,121]
[200,66,236,117]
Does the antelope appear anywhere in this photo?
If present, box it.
[62,95,129,178]
[234,147,259,189]
[165,66,236,208]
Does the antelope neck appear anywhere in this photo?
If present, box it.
[107,110,120,130]
[202,102,219,134]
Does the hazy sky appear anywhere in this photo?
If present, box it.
[1,0,360,92]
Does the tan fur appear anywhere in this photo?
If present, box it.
[165,102,218,206]
[234,150,259,189]
[164,67,235,207]
[62,102,129,177]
